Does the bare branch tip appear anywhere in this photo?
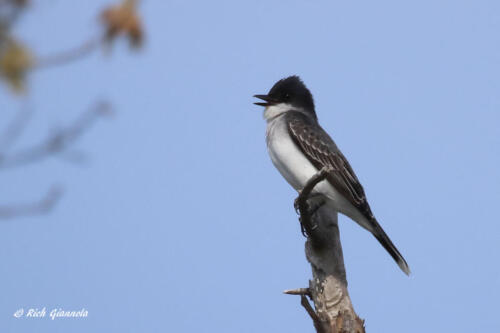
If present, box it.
[283,288,310,296]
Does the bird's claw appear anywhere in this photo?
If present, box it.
[294,197,302,215]
[295,194,326,237]
[308,198,326,216]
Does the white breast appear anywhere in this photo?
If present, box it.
[265,113,368,228]
[266,116,324,192]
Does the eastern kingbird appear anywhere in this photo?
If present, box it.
[254,76,410,275]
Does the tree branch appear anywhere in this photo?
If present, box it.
[0,0,26,32]
[0,103,32,153]
[287,166,366,333]
[0,100,111,169]
[33,36,102,70]
[0,185,62,219]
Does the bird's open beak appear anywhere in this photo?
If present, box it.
[253,94,276,107]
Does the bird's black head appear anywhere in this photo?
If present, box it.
[254,76,315,113]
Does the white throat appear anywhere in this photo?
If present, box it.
[263,103,297,122]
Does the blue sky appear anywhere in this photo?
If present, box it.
[1,0,499,332]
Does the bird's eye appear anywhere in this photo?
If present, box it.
[284,93,290,100]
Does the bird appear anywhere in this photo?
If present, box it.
[254,75,410,275]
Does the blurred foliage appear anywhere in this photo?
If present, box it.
[101,0,143,48]
[0,37,32,92]
[0,0,144,219]
[0,0,143,94]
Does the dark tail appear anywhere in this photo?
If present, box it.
[372,220,410,275]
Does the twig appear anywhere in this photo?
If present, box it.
[301,294,327,333]
[33,36,102,70]
[0,185,63,219]
[0,104,33,153]
[283,287,311,296]
[0,0,25,31]
[284,288,328,333]
[0,100,111,168]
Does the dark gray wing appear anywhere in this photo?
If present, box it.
[287,113,375,221]
[287,113,411,275]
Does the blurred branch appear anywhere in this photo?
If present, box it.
[30,0,145,71]
[0,103,32,153]
[33,37,102,70]
[0,101,112,169]
[0,0,145,219]
[0,0,27,32]
[0,185,63,219]
[1,0,144,92]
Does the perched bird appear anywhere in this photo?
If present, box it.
[254,76,410,275]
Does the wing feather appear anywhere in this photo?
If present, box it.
[288,116,374,220]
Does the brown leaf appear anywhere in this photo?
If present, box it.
[100,0,143,49]
[0,38,33,93]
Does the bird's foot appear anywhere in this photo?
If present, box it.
[295,193,326,237]
[294,197,301,214]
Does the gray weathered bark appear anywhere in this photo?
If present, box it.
[285,167,365,333]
